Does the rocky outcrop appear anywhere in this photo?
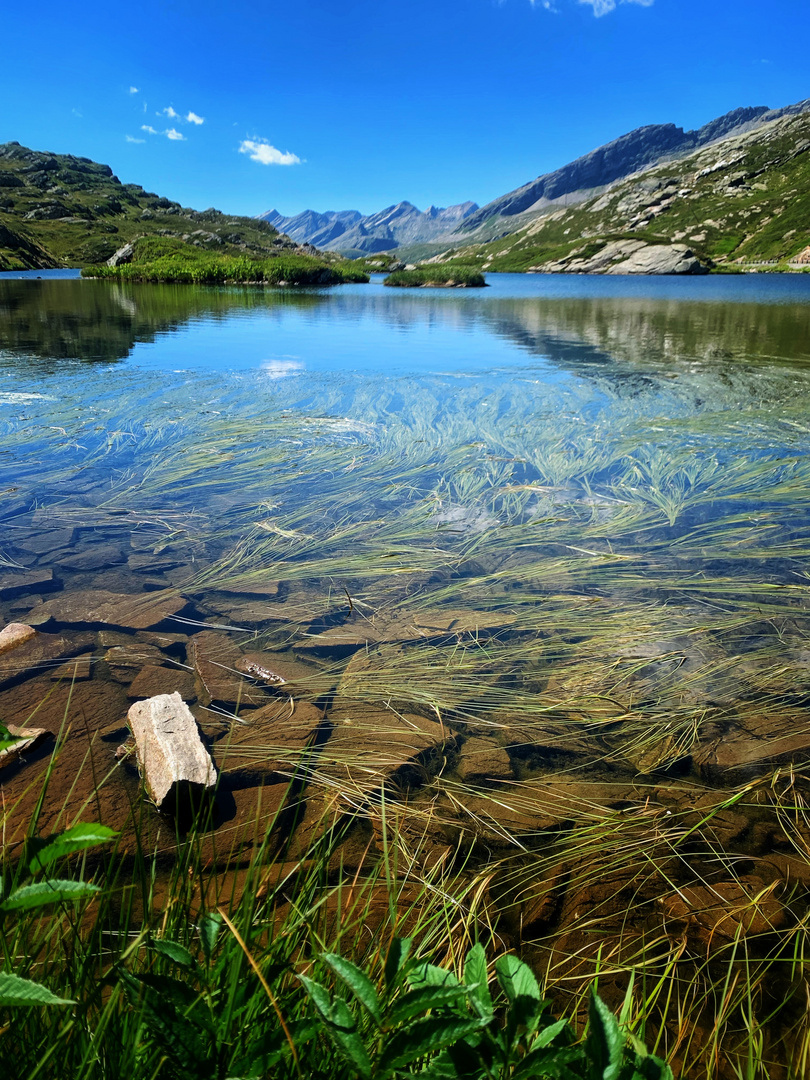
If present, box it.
[530,239,708,275]
[26,589,187,630]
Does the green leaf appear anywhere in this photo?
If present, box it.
[494,954,541,1004]
[322,952,381,1024]
[619,971,635,1029]
[511,1045,586,1080]
[152,937,196,969]
[384,936,412,990]
[300,975,372,1079]
[386,984,470,1027]
[0,879,100,912]
[409,962,461,990]
[0,971,75,1007]
[587,991,625,1080]
[199,912,223,962]
[464,943,493,1020]
[379,1017,486,1072]
[533,1018,570,1049]
[27,823,118,874]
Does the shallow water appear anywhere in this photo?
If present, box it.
[3,273,810,1072]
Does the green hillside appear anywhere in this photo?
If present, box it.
[429,109,810,274]
[0,142,332,271]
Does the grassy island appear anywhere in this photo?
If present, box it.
[383,266,487,288]
[83,237,369,286]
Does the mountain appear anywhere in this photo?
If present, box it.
[259,200,479,256]
[456,100,810,242]
[0,142,316,271]
[428,103,810,274]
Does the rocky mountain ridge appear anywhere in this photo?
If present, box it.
[260,200,479,256]
[0,142,318,271]
[428,105,810,274]
[456,99,810,241]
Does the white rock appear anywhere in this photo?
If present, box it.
[127,692,217,810]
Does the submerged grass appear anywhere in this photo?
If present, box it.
[2,328,810,1075]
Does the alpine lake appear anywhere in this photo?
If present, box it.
[3,269,810,1075]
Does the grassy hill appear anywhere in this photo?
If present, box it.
[0,142,335,271]
[426,109,810,274]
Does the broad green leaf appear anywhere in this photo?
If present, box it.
[1,879,100,912]
[322,952,381,1023]
[379,1017,485,1072]
[0,971,75,1007]
[384,936,412,989]
[633,1052,674,1080]
[300,976,371,1079]
[386,984,469,1027]
[533,1018,570,1049]
[587,991,625,1080]
[494,954,541,1004]
[464,943,493,1019]
[152,937,196,969]
[409,961,461,990]
[510,1045,586,1080]
[199,912,223,962]
[27,823,118,874]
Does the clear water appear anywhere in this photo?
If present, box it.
[4,271,810,1071]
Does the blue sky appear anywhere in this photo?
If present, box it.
[3,0,807,217]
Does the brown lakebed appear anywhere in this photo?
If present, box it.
[2,273,810,1075]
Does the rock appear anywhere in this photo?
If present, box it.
[136,631,189,650]
[213,578,281,598]
[188,631,269,707]
[0,569,55,598]
[127,692,217,810]
[0,631,96,690]
[127,552,186,574]
[128,665,197,701]
[214,698,324,781]
[104,643,165,681]
[15,529,75,555]
[0,724,52,769]
[301,608,517,652]
[318,703,457,793]
[605,242,708,275]
[49,656,94,681]
[660,880,785,947]
[26,589,187,630]
[695,726,810,785]
[107,241,136,267]
[0,623,37,656]
[456,738,514,783]
[58,544,125,571]
[235,652,318,693]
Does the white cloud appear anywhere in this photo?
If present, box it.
[579,0,653,13]
[186,111,204,125]
[161,106,180,119]
[141,124,158,134]
[126,135,145,144]
[166,128,186,141]
[129,86,139,94]
[239,139,301,166]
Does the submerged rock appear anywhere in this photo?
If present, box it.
[188,631,269,707]
[0,570,55,598]
[26,589,187,630]
[0,723,52,770]
[127,691,217,811]
[0,622,37,656]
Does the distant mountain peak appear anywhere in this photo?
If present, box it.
[257,199,479,255]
